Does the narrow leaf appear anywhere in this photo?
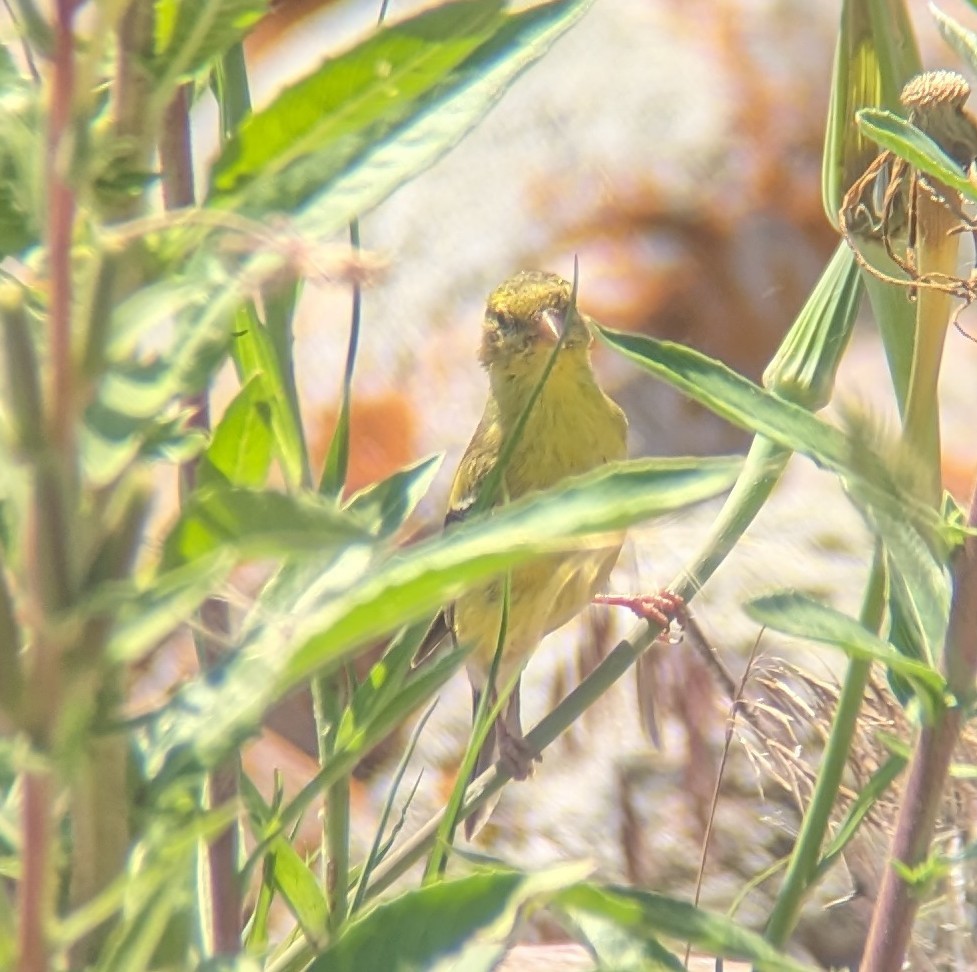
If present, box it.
[856,107,977,199]
[747,592,946,699]
[556,884,816,972]
[230,304,307,490]
[344,454,443,536]
[211,0,505,205]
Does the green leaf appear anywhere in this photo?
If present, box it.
[266,837,328,950]
[562,906,686,971]
[283,456,740,687]
[212,0,592,228]
[555,884,816,972]
[82,396,205,487]
[856,107,977,200]
[160,486,373,568]
[597,326,941,546]
[211,0,505,204]
[147,456,740,778]
[153,0,268,92]
[64,806,236,969]
[230,304,307,491]
[309,863,591,972]
[746,592,946,701]
[344,454,443,537]
[298,0,593,240]
[200,375,274,488]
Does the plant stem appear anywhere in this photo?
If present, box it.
[764,551,885,946]
[46,0,76,453]
[18,769,51,972]
[311,673,351,931]
[862,484,977,969]
[162,84,242,956]
[20,4,77,966]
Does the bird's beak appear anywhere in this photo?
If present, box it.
[536,308,564,346]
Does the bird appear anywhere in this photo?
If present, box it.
[421,269,682,839]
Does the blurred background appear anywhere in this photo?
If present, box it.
[141,0,977,966]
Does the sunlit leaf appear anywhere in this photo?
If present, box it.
[556,884,816,972]
[160,485,373,567]
[746,592,946,702]
[309,864,591,972]
[200,374,274,489]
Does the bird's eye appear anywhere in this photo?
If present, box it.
[487,308,514,332]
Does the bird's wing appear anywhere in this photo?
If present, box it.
[413,408,502,665]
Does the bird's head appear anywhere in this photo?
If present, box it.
[478,270,593,375]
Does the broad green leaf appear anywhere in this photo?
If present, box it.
[309,863,591,972]
[856,107,977,200]
[746,592,946,700]
[200,374,274,488]
[161,485,373,567]
[267,837,328,949]
[230,304,307,490]
[555,884,816,972]
[147,456,740,778]
[211,0,505,205]
[597,326,941,548]
[344,454,443,537]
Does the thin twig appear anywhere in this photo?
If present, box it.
[684,631,763,968]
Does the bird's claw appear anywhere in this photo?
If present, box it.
[594,590,686,631]
[498,730,540,781]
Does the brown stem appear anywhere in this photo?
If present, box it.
[18,769,51,972]
[163,85,241,955]
[861,482,977,969]
[46,0,76,453]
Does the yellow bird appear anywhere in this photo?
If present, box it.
[427,270,681,838]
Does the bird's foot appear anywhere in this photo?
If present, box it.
[497,729,540,781]
[594,590,686,635]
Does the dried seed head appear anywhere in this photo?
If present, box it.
[899,70,977,168]
[901,70,971,113]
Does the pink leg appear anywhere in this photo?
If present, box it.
[593,590,685,628]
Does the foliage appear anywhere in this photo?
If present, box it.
[1,0,976,970]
